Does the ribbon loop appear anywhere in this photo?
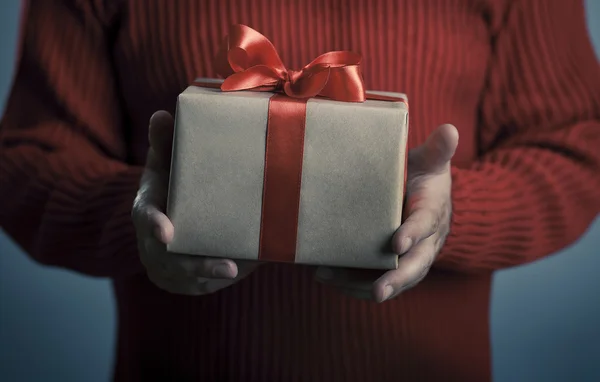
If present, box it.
[215,24,366,102]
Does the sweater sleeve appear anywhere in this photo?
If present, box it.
[435,0,600,272]
[0,1,145,278]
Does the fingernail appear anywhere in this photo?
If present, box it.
[212,264,234,278]
[382,285,394,301]
[316,267,334,280]
[398,237,413,254]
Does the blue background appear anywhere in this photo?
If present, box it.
[1,2,599,381]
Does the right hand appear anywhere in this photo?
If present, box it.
[132,110,260,295]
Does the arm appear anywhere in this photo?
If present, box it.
[0,1,144,278]
[436,0,600,272]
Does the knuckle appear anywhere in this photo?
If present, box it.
[429,219,440,236]
[407,264,426,284]
[442,199,452,218]
[403,208,440,241]
[425,209,440,233]
[401,252,434,291]
[416,262,432,283]
[434,230,449,249]
[415,263,433,285]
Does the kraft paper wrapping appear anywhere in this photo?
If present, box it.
[166,79,409,270]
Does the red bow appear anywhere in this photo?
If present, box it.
[214,24,366,102]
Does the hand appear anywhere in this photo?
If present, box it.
[315,124,458,302]
[132,111,260,295]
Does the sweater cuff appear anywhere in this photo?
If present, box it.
[435,165,522,273]
[36,166,146,279]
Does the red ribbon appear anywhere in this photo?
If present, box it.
[214,24,366,102]
[193,25,406,263]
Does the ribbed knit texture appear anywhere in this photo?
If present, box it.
[1,1,599,381]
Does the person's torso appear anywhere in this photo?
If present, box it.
[111,0,507,168]
[109,1,505,380]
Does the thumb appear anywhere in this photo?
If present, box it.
[409,124,459,174]
[148,110,175,171]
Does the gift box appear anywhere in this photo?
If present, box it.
[166,25,409,270]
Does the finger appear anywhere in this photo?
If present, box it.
[408,124,459,174]
[134,204,174,244]
[146,254,241,296]
[135,164,172,226]
[172,255,239,279]
[153,261,258,296]
[195,259,260,282]
[373,239,436,302]
[200,260,261,294]
[392,206,439,254]
[149,206,174,244]
[148,110,175,171]
[142,232,238,280]
[141,237,168,271]
[147,262,241,296]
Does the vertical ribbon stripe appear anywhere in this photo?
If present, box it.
[258,95,308,262]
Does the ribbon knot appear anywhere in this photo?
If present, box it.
[284,69,302,85]
[214,24,366,102]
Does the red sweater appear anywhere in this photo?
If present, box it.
[2,1,600,381]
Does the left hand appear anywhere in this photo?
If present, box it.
[315,124,459,303]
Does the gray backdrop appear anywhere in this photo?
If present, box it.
[0,2,599,381]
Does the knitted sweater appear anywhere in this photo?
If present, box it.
[1,1,599,381]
